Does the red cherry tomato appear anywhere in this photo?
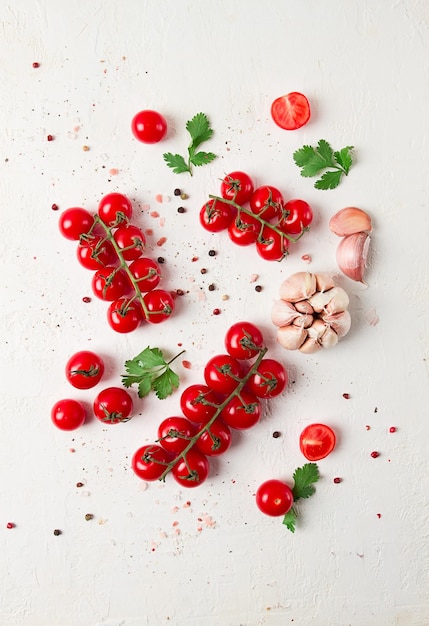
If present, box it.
[59,208,95,241]
[278,199,313,235]
[246,359,287,398]
[132,444,172,481]
[204,354,242,395]
[224,321,264,360]
[221,391,261,430]
[220,171,254,205]
[93,387,133,424]
[199,198,235,232]
[172,449,210,488]
[113,224,146,261]
[271,92,311,130]
[256,228,289,261]
[142,289,174,323]
[157,416,196,454]
[228,212,261,246]
[91,267,131,301]
[51,399,86,431]
[131,110,167,144]
[256,479,294,516]
[106,298,143,333]
[76,236,117,270]
[195,419,232,456]
[98,193,133,226]
[299,423,336,461]
[250,186,284,221]
[128,257,161,292]
[65,350,105,390]
[180,384,220,425]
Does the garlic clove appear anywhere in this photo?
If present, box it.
[325,287,349,314]
[308,289,336,313]
[322,310,351,337]
[329,207,373,237]
[271,299,300,327]
[320,326,339,349]
[294,300,314,314]
[279,272,317,303]
[307,318,326,341]
[299,337,322,354]
[336,232,370,283]
[277,325,307,350]
[315,272,336,292]
[292,313,314,329]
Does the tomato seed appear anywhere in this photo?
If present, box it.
[333,477,342,483]
[370,451,380,458]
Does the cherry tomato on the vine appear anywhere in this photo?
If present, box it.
[227,212,261,246]
[65,350,105,390]
[93,387,133,424]
[142,289,174,323]
[199,198,235,232]
[278,199,313,235]
[113,224,146,261]
[256,479,294,516]
[172,449,210,488]
[76,236,117,270]
[131,110,167,144]
[299,423,336,461]
[51,399,86,431]
[98,192,133,226]
[250,186,284,222]
[59,207,95,241]
[271,92,311,131]
[224,321,264,360]
[195,419,232,456]
[131,444,172,481]
[220,171,254,205]
[91,267,132,301]
[180,384,220,425]
[246,359,287,398]
[107,298,143,333]
[204,354,242,395]
[256,228,289,262]
[221,391,261,430]
[129,257,161,292]
[157,416,196,454]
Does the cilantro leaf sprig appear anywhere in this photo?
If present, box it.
[122,347,185,400]
[282,463,320,533]
[293,139,354,190]
[163,112,217,176]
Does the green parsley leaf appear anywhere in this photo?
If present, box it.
[293,139,354,189]
[292,462,320,501]
[121,346,184,400]
[282,508,297,533]
[163,112,216,176]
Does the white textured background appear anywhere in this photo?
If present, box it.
[1,1,429,625]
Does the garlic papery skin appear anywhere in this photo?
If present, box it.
[320,326,339,349]
[277,325,307,350]
[271,300,300,327]
[279,272,317,303]
[325,287,349,315]
[329,207,373,237]
[336,232,370,283]
[315,272,336,293]
[322,310,351,337]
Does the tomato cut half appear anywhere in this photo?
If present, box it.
[299,423,336,461]
[271,92,310,130]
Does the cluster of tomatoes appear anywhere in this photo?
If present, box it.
[131,321,288,488]
[58,192,175,333]
[199,171,313,261]
[51,350,135,431]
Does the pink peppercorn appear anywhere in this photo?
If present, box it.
[6,522,15,529]
[47,134,54,141]
[389,426,397,433]
[333,477,342,484]
[32,62,40,68]
[370,451,380,458]
[212,308,221,315]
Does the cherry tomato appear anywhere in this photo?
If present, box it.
[131,110,167,144]
[250,186,284,221]
[157,416,196,454]
[76,236,117,270]
[224,321,264,360]
[278,199,313,235]
[128,257,161,292]
[299,423,336,461]
[142,289,174,323]
[98,192,133,226]
[113,224,146,261]
[195,419,232,456]
[132,444,172,481]
[199,198,235,232]
[51,399,86,431]
[256,479,294,516]
[256,228,289,262]
[180,384,220,425]
[221,391,261,430]
[228,212,261,246]
[91,267,132,301]
[172,449,210,488]
[65,350,105,390]
[220,171,254,205]
[204,354,242,395]
[271,92,311,130]
[93,387,133,424]
[246,359,287,398]
[107,298,143,333]
[59,207,95,240]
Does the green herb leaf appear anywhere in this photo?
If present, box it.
[190,151,217,167]
[162,153,191,175]
[186,112,213,147]
[334,146,354,174]
[314,170,343,190]
[121,346,184,400]
[282,508,297,533]
[291,462,320,501]
[293,139,354,189]
[163,112,216,176]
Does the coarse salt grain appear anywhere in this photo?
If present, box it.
[249,274,259,283]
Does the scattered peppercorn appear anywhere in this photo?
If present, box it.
[53,529,62,536]
[208,249,216,257]
[176,289,185,296]
[342,393,350,399]
[85,514,94,521]
[222,294,229,301]
[82,145,90,151]
[200,268,207,275]
[208,283,215,291]
[51,203,59,211]
[389,426,397,433]
[180,193,188,200]
[157,257,165,264]
[47,135,54,141]
[174,188,181,196]
[213,308,221,315]
[177,206,186,213]
[76,482,84,488]
[376,513,382,519]
[6,522,15,529]
[82,296,91,303]
[333,477,342,484]
[32,62,40,68]
[370,451,380,458]
[272,431,281,438]
[255,285,262,292]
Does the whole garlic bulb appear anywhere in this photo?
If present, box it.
[272,272,351,353]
